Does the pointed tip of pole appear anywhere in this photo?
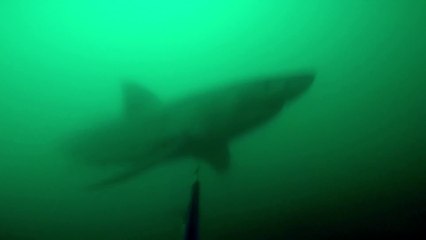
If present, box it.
[194,165,200,181]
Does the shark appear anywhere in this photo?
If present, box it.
[65,72,315,188]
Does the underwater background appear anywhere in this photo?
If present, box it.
[1,0,425,239]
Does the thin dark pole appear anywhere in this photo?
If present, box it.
[184,167,200,240]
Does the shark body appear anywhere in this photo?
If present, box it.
[67,73,315,188]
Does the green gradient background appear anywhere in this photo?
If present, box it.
[1,1,426,239]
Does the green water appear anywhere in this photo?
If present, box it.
[1,1,426,239]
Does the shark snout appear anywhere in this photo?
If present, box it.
[279,73,315,100]
[298,73,315,85]
[287,73,315,88]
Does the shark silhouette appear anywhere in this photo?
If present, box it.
[66,73,315,188]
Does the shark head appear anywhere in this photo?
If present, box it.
[256,73,315,104]
[205,72,315,142]
[225,73,315,136]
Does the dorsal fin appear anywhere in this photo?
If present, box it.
[122,82,160,117]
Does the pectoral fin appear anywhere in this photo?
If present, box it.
[194,143,230,172]
[88,162,155,190]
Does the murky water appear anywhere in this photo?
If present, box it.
[1,1,425,239]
